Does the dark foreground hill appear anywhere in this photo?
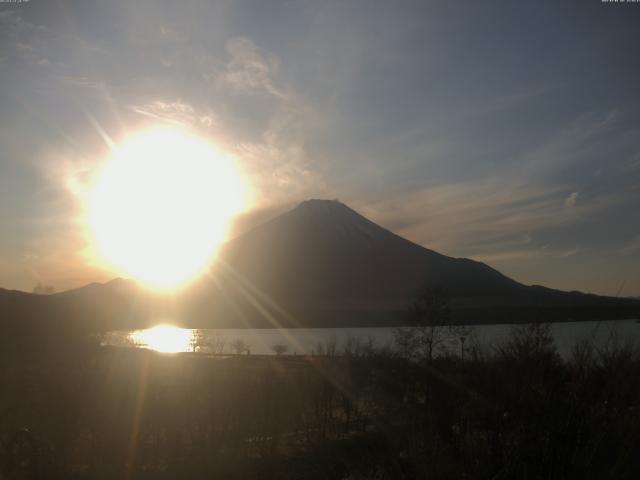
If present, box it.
[1,199,639,332]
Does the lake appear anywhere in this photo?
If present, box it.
[101,319,640,358]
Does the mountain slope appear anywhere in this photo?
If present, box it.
[2,199,639,331]
[194,199,638,327]
[218,200,523,309]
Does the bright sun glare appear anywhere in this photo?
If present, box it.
[130,325,194,353]
[88,127,245,289]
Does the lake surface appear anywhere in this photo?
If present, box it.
[102,319,640,359]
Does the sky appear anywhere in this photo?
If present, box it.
[0,0,639,296]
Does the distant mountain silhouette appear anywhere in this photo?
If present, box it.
[202,199,639,326]
[1,199,639,332]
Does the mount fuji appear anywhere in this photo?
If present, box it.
[1,199,639,331]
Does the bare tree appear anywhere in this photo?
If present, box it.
[231,338,249,355]
[32,283,56,294]
[394,286,469,362]
[190,330,211,353]
[210,331,227,354]
[271,343,289,356]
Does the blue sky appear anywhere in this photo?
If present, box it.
[1,0,639,295]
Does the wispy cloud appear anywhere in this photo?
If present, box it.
[130,100,217,129]
[217,37,285,98]
[361,173,634,265]
[617,234,640,256]
[127,36,327,206]
[1,1,639,295]
[564,191,579,209]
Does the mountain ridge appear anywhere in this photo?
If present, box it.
[1,199,639,330]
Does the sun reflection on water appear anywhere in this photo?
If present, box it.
[129,325,195,353]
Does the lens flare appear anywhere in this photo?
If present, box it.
[130,325,194,353]
[88,127,246,289]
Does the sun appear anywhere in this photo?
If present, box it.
[88,127,245,289]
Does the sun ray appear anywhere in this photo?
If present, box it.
[87,127,246,289]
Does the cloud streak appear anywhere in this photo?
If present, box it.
[1,1,639,295]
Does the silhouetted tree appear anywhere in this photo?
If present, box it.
[395,286,467,362]
[190,330,211,353]
[32,283,56,294]
[272,344,289,356]
[210,331,227,354]
[231,338,249,354]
